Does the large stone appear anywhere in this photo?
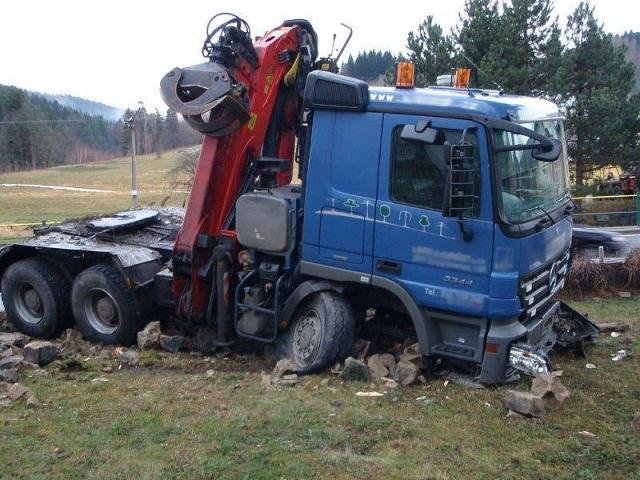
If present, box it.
[23,341,57,366]
[8,382,29,401]
[341,357,371,382]
[503,390,546,418]
[119,349,140,366]
[0,332,30,348]
[273,359,297,377]
[137,321,162,350]
[394,359,419,386]
[531,373,570,409]
[0,355,24,370]
[0,368,18,383]
[159,334,184,353]
[367,353,396,380]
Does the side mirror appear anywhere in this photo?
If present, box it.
[532,137,562,161]
[400,121,446,145]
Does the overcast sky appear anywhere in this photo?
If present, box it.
[0,0,637,112]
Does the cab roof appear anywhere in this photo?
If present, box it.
[366,85,561,123]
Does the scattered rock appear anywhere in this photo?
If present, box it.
[58,329,91,356]
[367,353,396,380]
[0,368,18,383]
[119,349,140,366]
[531,372,570,409]
[23,341,57,366]
[0,355,24,370]
[1,345,23,358]
[205,369,215,378]
[273,358,297,377]
[159,334,184,353]
[0,332,30,348]
[585,363,597,369]
[503,390,546,418]
[137,321,162,350]
[340,357,371,382]
[277,374,299,387]
[394,359,419,386]
[577,430,598,439]
[445,372,485,390]
[8,382,30,401]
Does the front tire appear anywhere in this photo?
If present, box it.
[71,264,139,345]
[277,291,356,374]
[1,258,71,338]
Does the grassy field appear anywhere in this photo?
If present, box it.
[0,150,190,241]
[1,296,638,479]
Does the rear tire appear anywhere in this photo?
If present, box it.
[277,291,355,374]
[1,258,71,338]
[71,264,139,345]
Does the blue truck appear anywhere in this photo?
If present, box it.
[0,16,597,383]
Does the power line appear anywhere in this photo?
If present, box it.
[0,119,98,125]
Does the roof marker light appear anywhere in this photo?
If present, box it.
[395,62,415,88]
[454,68,471,88]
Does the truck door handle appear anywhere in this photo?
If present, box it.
[376,259,402,274]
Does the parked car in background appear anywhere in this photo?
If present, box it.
[571,226,630,258]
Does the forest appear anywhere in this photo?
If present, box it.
[0,85,201,173]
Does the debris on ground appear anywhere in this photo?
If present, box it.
[610,331,621,338]
[0,354,24,370]
[611,350,628,362]
[530,372,570,409]
[595,322,630,333]
[585,363,597,369]
[444,372,485,390]
[0,332,30,349]
[261,358,300,389]
[118,349,140,367]
[159,334,185,353]
[137,321,162,349]
[355,391,384,397]
[340,357,371,382]
[0,368,18,383]
[577,430,598,439]
[503,390,546,418]
[0,381,41,407]
[617,291,631,298]
[23,341,57,366]
[367,353,396,380]
[273,359,297,376]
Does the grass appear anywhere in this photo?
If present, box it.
[0,151,189,239]
[1,295,638,479]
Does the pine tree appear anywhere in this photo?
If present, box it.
[406,16,455,86]
[558,1,640,185]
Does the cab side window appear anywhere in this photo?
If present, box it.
[390,126,480,215]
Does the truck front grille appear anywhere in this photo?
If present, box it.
[519,251,570,319]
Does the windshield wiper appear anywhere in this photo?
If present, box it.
[523,204,556,228]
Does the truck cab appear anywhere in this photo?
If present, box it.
[293,72,573,382]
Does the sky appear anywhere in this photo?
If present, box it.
[0,0,638,112]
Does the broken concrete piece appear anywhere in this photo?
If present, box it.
[0,368,18,383]
[0,332,30,348]
[531,372,570,409]
[159,334,184,353]
[367,353,396,380]
[503,390,546,418]
[23,341,57,366]
[394,359,419,386]
[0,355,24,370]
[137,321,162,350]
[341,357,371,382]
[273,359,297,377]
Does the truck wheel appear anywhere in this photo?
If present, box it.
[0,258,71,338]
[71,265,139,345]
[277,291,355,374]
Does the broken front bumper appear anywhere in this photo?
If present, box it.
[479,301,599,383]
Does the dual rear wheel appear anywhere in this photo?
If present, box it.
[1,259,139,345]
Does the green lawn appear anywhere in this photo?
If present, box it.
[0,150,189,239]
[1,296,638,479]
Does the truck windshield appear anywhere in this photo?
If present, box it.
[495,119,570,223]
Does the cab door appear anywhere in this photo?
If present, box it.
[373,114,494,317]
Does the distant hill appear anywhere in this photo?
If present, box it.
[41,93,123,121]
[0,84,121,172]
[613,32,640,93]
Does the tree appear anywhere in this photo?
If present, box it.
[558,1,640,185]
[453,0,501,75]
[406,16,455,86]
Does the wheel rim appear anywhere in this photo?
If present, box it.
[83,288,121,335]
[292,309,322,367]
[13,281,45,324]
